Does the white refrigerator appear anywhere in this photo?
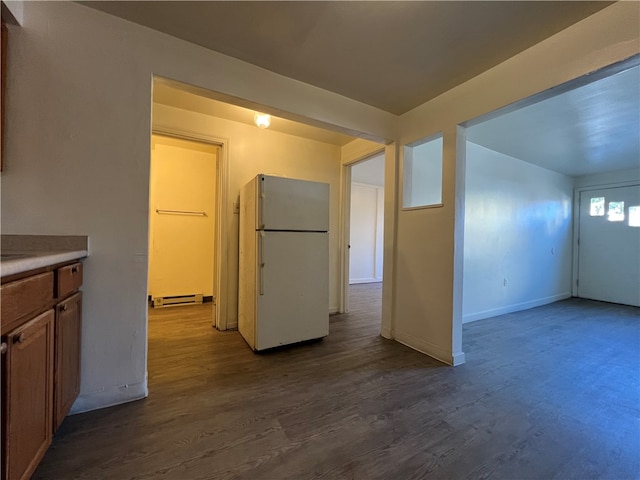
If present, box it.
[238,174,330,351]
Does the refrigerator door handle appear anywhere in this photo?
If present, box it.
[258,231,265,295]
[258,176,265,229]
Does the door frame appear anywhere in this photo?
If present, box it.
[151,125,231,330]
[572,179,640,298]
[339,148,385,313]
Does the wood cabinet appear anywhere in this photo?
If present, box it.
[54,292,82,431]
[1,260,83,480]
[2,310,54,480]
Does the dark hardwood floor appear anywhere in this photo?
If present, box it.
[34,284,639,479]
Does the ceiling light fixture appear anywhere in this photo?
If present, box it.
[254,113,271,129]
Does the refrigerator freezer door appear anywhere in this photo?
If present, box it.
[260,175,329,232]
[256,231,329,350]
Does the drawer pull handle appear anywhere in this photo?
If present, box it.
[0,342,7,354]
[71,266,79,274]
[14,333,25,344]
[60,304,68,312]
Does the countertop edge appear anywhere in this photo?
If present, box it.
[1,250,88,278]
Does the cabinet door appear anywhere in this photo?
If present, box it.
[3,309,54,480]
[54,292,82,431]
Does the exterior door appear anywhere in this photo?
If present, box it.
[577,184,640,306]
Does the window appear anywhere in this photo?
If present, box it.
[629,205,640,227]
[403,134,443,208]
[590,197,605,216]
[608,201,625,222]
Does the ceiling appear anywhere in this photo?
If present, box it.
[468,64,640,177]
[93,1,636,177]
[80,1,611,115]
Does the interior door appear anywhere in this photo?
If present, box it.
[577,184,640,306]
[149,135,217,299]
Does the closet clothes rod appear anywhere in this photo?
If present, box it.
[156,209,207,216]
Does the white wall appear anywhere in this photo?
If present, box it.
[349,183,384,283]
[574,168,640,189]
[0,1,393,413]
[462,142,573,323]
[153,103,342,319]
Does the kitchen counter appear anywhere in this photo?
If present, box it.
[1,234,88,278]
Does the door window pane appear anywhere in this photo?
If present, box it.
[403,134,443,208]
[608,201,625,222]
[590,197,605,216]
[629,205,640,227]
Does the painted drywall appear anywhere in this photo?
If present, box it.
[351,153,384,186]
[391,2,639,365]
[349,182,384,283]
[0,0,393,413]
[148,135,217,299]
[462,142,573,322]
[574,168,640,189]
[153,103,342,320]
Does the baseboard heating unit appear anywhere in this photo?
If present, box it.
[152,294,203,308]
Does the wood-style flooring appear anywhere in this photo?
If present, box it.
[34,284,640,479]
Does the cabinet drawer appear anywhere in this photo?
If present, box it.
[56,263,83,298]
[1,272,54,333]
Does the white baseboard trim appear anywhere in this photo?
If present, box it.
[329,307,339,315]
[452,351,466,366]
[70,378,148,415]
[394,329,456,366]
[349,278,380,284]
[226,321,238,330]
[462,293,571,324]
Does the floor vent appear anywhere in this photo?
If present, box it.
[152,294,203,308]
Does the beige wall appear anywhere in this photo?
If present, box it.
[0,1,392,413]
[153,103,343,323]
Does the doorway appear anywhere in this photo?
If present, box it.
[148,134,218,312]
[147,133,223,386]
[343,152,385,315]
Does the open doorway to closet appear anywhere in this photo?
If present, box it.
[147,134,220,383]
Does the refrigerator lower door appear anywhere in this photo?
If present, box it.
[256,231,329,350]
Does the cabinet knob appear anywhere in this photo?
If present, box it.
[71,266,79,274]
[0,342,7,354]
[14,333,25,344]
[60,304,68,312]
